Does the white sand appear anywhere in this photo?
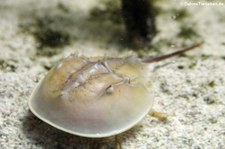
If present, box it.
[0,0,225,148]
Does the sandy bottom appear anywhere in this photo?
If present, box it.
[0,0,225,148]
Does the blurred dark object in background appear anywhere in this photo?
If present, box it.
[121,0,156,47]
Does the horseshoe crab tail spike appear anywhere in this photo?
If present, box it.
[142,42,203,63]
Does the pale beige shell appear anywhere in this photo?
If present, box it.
[29,55,153,138]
